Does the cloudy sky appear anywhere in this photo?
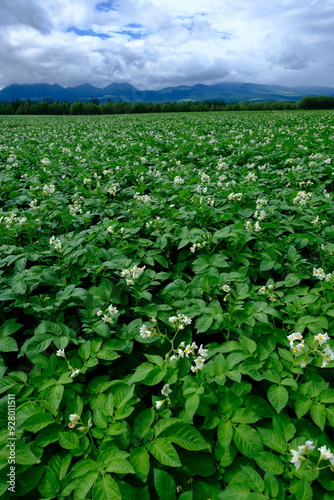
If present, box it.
[0,0,334,90]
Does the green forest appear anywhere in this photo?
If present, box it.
[0,95,334,115]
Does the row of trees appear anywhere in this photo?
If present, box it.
[0,96,333,115]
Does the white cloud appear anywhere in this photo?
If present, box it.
[0,0,333,89]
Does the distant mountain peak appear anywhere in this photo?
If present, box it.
[1,81,334,103]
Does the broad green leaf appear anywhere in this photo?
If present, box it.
[130,447,150,482]
[267,385,289,413]
[104,459,135,474]
[240,465,264,492]
[217,420,233,448]
[154,468,176,500]
[185,393,200,418]
[255,451,284,475]
[134,407,155,439]
[149,438,181,467]
[37,466,60,497]
[233,424,263,458]
[310,403,326,430]
[59,432,80,450]
[161,423,209,451]
[92,475,121,500]
[74,471,99,500]
[22,412,54,432]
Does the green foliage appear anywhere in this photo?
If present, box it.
[0,110,334,498]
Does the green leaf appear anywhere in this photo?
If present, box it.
[15,466,44,496]
[130,447,150,482]
[154,468,176,500]
[185,393,200,418]
[0,337,18,352]
[42,384,64,416]
[92,475,121,500]
[296,476,313,500]
[233,424,263,458]
[295,398,312,419]
[195,315,213,333]
[74,471,99,500]
[218,483,251,499]
[267,385,289,413]
[319,389,334,403]
[264,472,279,498]
[37,466,60,497]
[20,333,53,357]
[230,408,260,424]
[14,441,41,465]
[161,423,209,451]
[104,459,135,474]
[218,420,233,448]
[310,403,326,430]
[255,451,284,475]
[149,438,181,467]
[22,412,54,432]
[134,407,155,439]
[59,431,80,450]
[240,465,264,492]
[257,428,287,453]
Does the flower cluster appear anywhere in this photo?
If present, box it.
[155,384,172,410]
[256,198,268,209]
[253,210,266,221]
[311,215,326,225]
[245,221,262,232]
[121,265,145,285]
[134,192,151,203]
[107,183,120,195]
[139,324,157,338]
[170,342,208,373]
[174,176,185,184]
[96,303,119,324]
[42,184,55,195]
[0,212,27,228]
[290,441,315,470]
[168,314,192,329]
[292,191,312,206]
[287,332,305,353]
[69,201,83,216]
[228,192,243,201]
[50,235,62,251]
[313,267,331,281]
[287,331,334,367]
[290,441,334,471]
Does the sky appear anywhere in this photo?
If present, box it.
[0,0,334,90]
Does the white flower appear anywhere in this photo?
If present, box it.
[314,333,330,345]
[70,369,80,378]
[222,284,230,292]
[155,400,164,409]
[102,314,113,324]
[290,449,303,470]
[108,304,119,315]
[198,345,208,357]
[318,446,334,461]
[321,344,334,367]
[69,413,80,422]
[56,349,65,357]
[161,384,172,397]
[313,267,326,280]
[96,310,103,316]
[299,441,315,453]
[174,176,184,185]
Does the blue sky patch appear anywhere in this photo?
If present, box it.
[95,1,117,12]
[66,27,111,39]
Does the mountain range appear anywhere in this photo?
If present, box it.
[1,81,334,103]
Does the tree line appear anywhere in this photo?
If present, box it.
[0,95,333,115]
